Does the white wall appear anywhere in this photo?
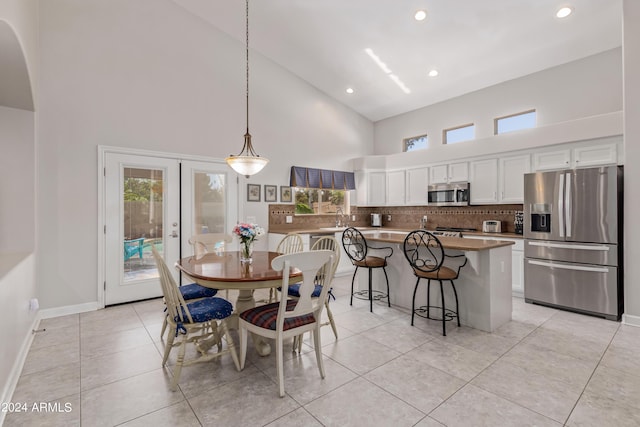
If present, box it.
[36,0,373,309]
[623,0,640,326]
[0,0,38,414]
[374,48,622,156]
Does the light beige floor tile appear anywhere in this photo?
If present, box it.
[119,401,201,427]
[434,325,519,357]
[12,362,80,404]
[2,393,80,427]
[471,359,581,423]
[21,340,80,375]
[566,391,640,426]
[405,339,496,382]
[80,326,153,359]
[322,334,402,375]
[600,343,640,378]
[500,341,597,389]
[540,310,619,344]
[80,369,184,427]
[80,311,146,338]
[144,321,165,342]
[491,320,537,340]
[295,321,356,348]
[187,371,300,426]
[365,354,465,413]
[38,313,79,331]
[511,299,556,326]
[304,377,425,427]
[361,318,435,353]
[79,304,138,325]
[414,417,446,427]
[332,309,394,334]
[582,364,640,410]
[131,297,164,314]
[265,407,323,427]
[80,343,162,391]
[30,324,79,350]
[259,352,358,405]
[522,327,608,362]
[430,384,561,427]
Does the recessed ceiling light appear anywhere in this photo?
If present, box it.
[414,10,427,21]
[556,6,573,18]
[346,87,354,94]
[428,69,439,77]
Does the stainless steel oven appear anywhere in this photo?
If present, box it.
[428,182,470,206]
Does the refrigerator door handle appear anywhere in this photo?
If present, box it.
[527,241,611,251]
[565,172,572,238]
[528,259,609,273]
[558,173,565,237]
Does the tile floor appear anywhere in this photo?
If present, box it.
[5,275,640,427]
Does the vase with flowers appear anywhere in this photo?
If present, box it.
[232,222,264,263]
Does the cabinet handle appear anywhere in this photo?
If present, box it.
[493,192,497,199]
[501,191,504,199]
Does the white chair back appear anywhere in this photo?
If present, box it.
[275,233,304,254]
[188,233,233,258]
[310,236,341,282]
[151,246,192,324]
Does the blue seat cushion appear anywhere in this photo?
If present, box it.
[177,297,233,323]
[287,283,323,298]
[239,300,315,331]
[179,283,217,300]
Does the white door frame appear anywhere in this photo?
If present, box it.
[97,145,243,308]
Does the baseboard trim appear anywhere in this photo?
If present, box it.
[0,315,40,426]
[39,301,100,319]
[622,313,640,328]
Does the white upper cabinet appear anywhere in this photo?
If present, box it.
[386,170,406,206]
[499,155,530,203]
[367,171,386,206]
[354,170,368,206]
[430,162,468,184]
[573,144,617,168]
[406,167,429,205]
[470,159,499,204]
[533,149,571,171]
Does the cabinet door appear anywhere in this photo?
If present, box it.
[406,167,429,205]
[469,159,498,204]
[354,171,368,206]
[430,164,449,184]
[386,170,406,206]
[533,149,571,171]
[512,249,524,297]
[448,162,469,182]
[573,144,617,168]
[367,171,386,206]
[499,155,530,203]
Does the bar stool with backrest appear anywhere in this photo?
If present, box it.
[403,230,468,336]
[342,227,393,312]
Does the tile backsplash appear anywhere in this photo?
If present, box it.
[269,204,524,233]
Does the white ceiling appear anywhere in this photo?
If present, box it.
[182,1,620,122]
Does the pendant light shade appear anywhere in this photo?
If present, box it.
[226,0,268,178]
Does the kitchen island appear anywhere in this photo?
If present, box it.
[358,229,515,333]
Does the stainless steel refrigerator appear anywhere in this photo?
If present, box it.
[524,166,623,320]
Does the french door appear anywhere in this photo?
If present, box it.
[103,151,238,305]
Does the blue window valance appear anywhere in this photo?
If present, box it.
[290,166,356,190]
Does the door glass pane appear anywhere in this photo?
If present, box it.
[193,172,226,234]
[123,167,163,282]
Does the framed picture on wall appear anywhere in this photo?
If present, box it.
[247,184,261,202]
[280,186,292,203]
[264,185,277,202]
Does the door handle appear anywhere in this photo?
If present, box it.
[565,172,572,237]
[170,231,179,238]
[528,259,609,273]
[558,173,565,237]
[527,241,610,251]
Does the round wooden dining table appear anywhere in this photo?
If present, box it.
[176,250,302,356]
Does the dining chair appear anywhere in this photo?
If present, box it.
[188,233,233,258]
[342,227,393,312]
[151,247,240,391]
[269,233,305,302]
[290,236,340,352]
[238,250,334,397]
[402,230,468,336]
[124,237,145,261]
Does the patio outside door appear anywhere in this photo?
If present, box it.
[105,153,180,305]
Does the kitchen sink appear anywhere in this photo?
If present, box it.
[318,226,349,231]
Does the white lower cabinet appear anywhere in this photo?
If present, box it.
[464,235,524,297]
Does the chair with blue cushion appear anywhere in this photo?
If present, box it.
[238,250,334,397]
[151,247,240,391]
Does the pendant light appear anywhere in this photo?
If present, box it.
[225,0,269,178]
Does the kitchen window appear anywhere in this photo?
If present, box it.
[403,134,428,152]
[290,166,355,215]
[495,110,536,134]
[443,124,475,144]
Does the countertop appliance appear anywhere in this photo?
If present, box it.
[482,220,502,233]
[523,166,623,320]
[428,182,470,206]
[371,213,382,227]
[434,226,477,237]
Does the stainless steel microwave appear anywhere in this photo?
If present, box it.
[428,182,470,206]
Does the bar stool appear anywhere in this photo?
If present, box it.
[341,227,393,312]
[403,230,467,336]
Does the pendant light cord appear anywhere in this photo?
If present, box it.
[245,0,250,136]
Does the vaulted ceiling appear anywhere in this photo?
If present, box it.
[173,0,622,122]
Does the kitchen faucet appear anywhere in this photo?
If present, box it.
[335,207,345,227]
